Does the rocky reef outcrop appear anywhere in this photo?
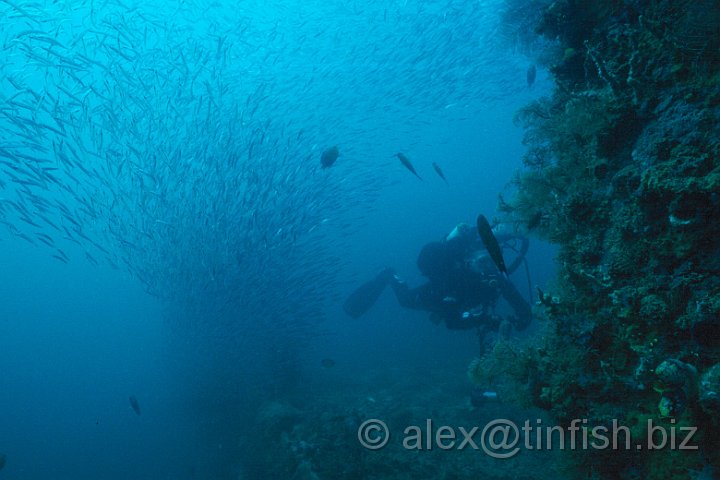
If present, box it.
[500,0,720,478]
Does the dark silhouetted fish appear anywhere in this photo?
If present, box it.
[321,146,339,168]
[0,453,6,471]
[476,214,507,277]
[321,358,336,368]
[432,162,447,184]
[129,395,141,415]
[527,64,536,88]
[396,153,422,180]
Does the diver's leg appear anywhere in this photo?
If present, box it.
[388,277,436,311]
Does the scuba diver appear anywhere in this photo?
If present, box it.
[343,214,532,337]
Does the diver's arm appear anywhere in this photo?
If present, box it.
[499,278,532,330]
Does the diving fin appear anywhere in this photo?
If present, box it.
[476,214,508,278]
[343,268,394,318]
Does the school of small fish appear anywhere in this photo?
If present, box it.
[0,0,527,342]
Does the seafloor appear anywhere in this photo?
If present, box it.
[241,357,563,480]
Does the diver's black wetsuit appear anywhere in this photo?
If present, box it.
[389,272,530,330]
[342,226,532,334]
[387,232,532,331]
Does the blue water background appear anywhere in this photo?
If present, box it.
[0,0,558,477]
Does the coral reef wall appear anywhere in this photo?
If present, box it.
[503,0,720,478]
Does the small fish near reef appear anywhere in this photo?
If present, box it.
[321,358,336,368]
[396,153,422,180]
[129,395,141,416]
[527,64,536,88]
[476,214,508,278]
[432,162,448,184]
[320,146,339,168]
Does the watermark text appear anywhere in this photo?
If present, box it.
[357,418,697,458]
